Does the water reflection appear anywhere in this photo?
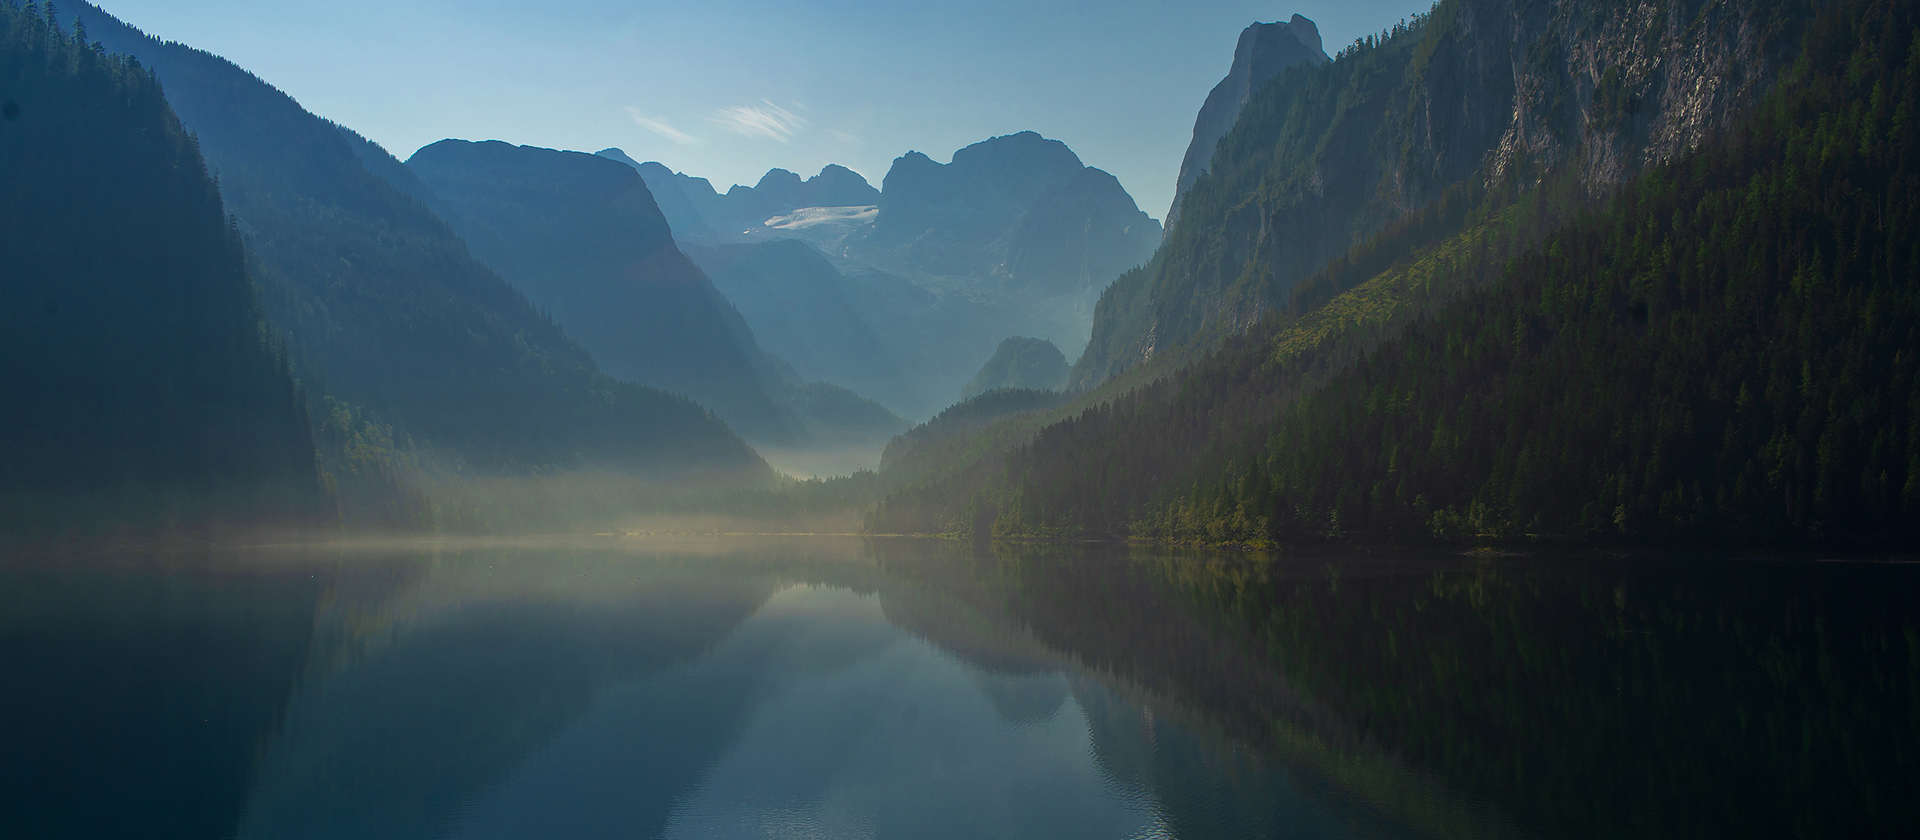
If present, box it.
[0,539,1914,839]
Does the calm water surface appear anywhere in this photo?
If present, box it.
[2,537,1916,839]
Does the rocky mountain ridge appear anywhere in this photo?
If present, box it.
[1074,0,1825,390]
[603,132,1159,419]
[1164,14,1329,232]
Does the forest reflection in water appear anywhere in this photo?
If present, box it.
[0,538,1915,839]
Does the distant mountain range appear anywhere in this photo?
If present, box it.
[601,131,1159,419]
[598,149,881,238]
[69,0,773,530]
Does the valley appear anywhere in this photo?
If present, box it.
[8,0,1914,552]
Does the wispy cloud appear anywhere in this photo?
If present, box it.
[625,107,697,145]
[709,100,809,144]
[828,129,863,145]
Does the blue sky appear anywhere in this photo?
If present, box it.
[97,0,1434,219]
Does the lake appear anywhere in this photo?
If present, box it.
[1,537,1915,839]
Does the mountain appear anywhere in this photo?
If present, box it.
[1073,0,1817,389]
[683,239,917,412]
[958,339,1068,402]
[604,134,1156,418]
[593,149,718,240]
[0,5,326,536]
[1129,0,1917,547]
[867,0,1856,544]
[406,139,795,442]
[849,132,1159,348]
[1164,15,1328,232]
[598,151,880,241]
[858,131,1094,273]
[70,2,768,486]
[999,167,1161,301]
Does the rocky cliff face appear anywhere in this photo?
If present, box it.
[1074,0,1822,390]
[1163,14,1329,233]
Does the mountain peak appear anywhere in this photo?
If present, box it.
[755,168,804,192]
[1287,14,1321,54]
[1164,14,1329,231]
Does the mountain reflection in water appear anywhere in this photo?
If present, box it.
[1,538,1915,839]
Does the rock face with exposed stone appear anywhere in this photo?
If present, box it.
[1164,14,1329,233]
[1076,0,1826,390]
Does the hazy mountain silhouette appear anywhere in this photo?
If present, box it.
[957,338,1069,402]
[684,240,917,414]
[600,151,881,240]
[408,140,797,443]
[70,1,768,482]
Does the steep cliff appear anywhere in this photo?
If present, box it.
[1075,0,1821,389]
[1163,14,1329,233]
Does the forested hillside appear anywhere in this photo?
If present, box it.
[874,0,1919,551]
[1140,0,1920,547]
[0,3,325,536]
[1075,0,1822,389]
[70,2,769,488]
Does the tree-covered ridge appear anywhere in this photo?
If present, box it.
[0,1,325,535]
[1140,0,1920,548]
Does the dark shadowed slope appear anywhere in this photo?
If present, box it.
[407,140,796,443]
[70,2,767,482]
[594,148,720,241]
[0,7,325,537]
